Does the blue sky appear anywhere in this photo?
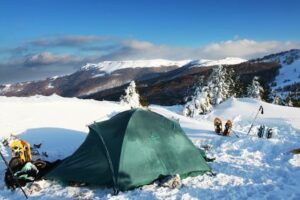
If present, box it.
[0,0,300,83]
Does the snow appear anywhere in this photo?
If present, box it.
[0,95,129,136]
[46,83,54,89]
[120,81,141,108]
[289,154,300,167]
[0,96,300,199]
[190,57,247,67]
[50,76,60,80]
[80,58,247,74]
[91,73,105,78]
[0,84,12,94]
[273,59,300,89]
[261,49,300,94]
[81,59,191,73]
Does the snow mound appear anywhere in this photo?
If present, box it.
[208,97,300,129]
[0,94,129,135]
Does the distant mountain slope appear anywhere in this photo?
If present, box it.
[0,58,246,98]
[84,61,280,105]
[252,49,300,98]
[81,59,191,73]
[2,50,299,105]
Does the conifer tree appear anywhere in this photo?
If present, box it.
[285,92,293,107]
[247,76,264,100]
[183,86,212,117]
[120,81,141,108]
[207,65,234,105]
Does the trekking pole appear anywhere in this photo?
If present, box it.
[247,105,264,135]
[0,151,28,199]
[231,130,240,138]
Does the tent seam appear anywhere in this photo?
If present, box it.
[90,125,118,193]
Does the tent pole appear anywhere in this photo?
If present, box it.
[91,127,119,194]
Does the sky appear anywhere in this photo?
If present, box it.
[0,0,300,84]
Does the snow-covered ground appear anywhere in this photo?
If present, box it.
[0,95,299,199]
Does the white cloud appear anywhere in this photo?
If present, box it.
[104,38,300,60]
[199,39,300,59]
[0,35,300,83]
[24,52,74,66]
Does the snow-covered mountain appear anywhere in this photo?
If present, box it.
[254,49,300,64]
[81,59,192,73]
[189,57,247,67]
[3,50,300,105]
[0,95,299,199]
[81,57,247,74]
[252,49,300,98]
[0,57,248,98]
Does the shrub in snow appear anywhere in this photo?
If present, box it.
[247,76,264,100]
[183,86,212,117]
[120,81,141,108]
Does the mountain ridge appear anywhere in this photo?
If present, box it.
[0,49,299,105]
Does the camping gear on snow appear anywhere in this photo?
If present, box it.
[46,109,211,192]
[198,147,216,162]
[33,143,42,149]
[266,128,273,139]
[257,125,274,139]
[1,136,60,198]
[4,158,38,189]
[13,162,39,181]
[247,105,264,135]
[9,139,32,163]
[257,125,265,138]
[159,174,182,189]
[223,120,232,136]
[4,157,61,190]
[213,118,233,136]
[0,153,28,199]
[214,118,222,134]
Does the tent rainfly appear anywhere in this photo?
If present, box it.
[46,109,211,191]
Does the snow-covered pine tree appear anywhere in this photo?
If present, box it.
[183,86,212,117]
[226,67,236,97]
[183,65,236,117]
[120,81,141,108]
[246,76,264,100]
[272,96,282,105]
[285,92,293,107]
[271,90,282,105]
[207,65,233,105]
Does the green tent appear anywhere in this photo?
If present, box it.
[46,109,211,191]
